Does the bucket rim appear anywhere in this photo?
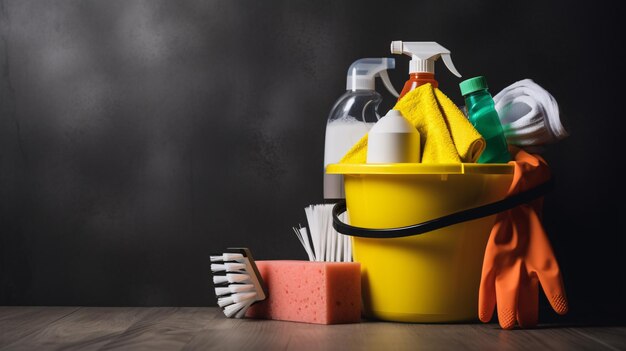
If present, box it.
[326,163,514,175]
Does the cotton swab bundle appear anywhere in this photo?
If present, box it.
[293,204,351,262]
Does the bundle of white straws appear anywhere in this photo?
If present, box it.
[293,204,351,262]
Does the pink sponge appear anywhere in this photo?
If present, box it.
[246,260,361,324]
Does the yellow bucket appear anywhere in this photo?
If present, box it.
[326,163,514,323]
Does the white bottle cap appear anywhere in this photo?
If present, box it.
[410,59,435,75]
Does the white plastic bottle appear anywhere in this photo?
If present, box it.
[367,109,420,163]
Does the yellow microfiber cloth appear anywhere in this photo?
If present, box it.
[340,83,485,163]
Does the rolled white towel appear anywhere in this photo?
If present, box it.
[493,79,568,147]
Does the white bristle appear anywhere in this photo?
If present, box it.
[215,287,231,296]
[224,262,246,271]
[223,253,245,261]
[218,296,234,307]
[217,292,258,309]
[228,284,254,293]
[214,283,255,297]
[213,276,228,285]
[211,253,245,262]
[213,262,246,272]
[226,273,250,283]
[223,301,247,318]
[232,292,257,303]
[211,264,226,272]
[298,204,353,262]
[234,300,254,318]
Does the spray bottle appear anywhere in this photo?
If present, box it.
[390,41,462,99]
[324,58,399,199]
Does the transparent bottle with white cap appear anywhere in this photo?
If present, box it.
[324,58,399,199]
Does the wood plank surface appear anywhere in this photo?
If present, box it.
[0,307,624,351]
[101,307,218,350]
[570,327,626,351]
[0,307,79,348]
[0,307,150,351]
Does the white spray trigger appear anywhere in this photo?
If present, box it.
[346,58,397,92]
[441,54,461,78]
[390,41,462,77]
[378,70,400,98]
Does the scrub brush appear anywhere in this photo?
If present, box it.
[210,247,268,318]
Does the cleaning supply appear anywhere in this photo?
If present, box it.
[367,109,420,163]
[341,83,484,164]
[324,58,400,199]
[210,248,268,318]
[390,41,462,99]
[326,162,514,322]
[293,204,351,262]
[246,260,361,324]
[460,76,511,163]
[493,79,568,148]
[479,148,568,329]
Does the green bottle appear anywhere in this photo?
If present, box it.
[460,76,511,163]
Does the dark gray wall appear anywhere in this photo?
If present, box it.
[1,0,624,323]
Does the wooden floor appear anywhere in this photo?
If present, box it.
[0,307,624,350]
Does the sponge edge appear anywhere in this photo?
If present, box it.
[246,261,361,324]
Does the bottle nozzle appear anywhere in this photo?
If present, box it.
[390,41,403,55]
[390,41,461,78]
[346,58,399,97]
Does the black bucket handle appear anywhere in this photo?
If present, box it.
[332,177,554,238]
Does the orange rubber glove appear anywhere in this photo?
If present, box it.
[479,148,568,329]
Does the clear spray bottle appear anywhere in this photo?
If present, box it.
[324,58,399,199]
